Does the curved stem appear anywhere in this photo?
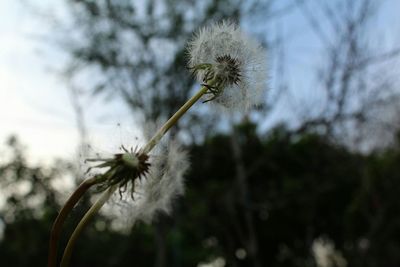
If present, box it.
[60,86,208,266]
[47,176,98,267]
[142,85,208,153]
[60,185,115,267]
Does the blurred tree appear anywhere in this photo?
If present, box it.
[181,122,400,266]
[50,0,302,142]
[60,0,252,135]
[6,0,400,266]
[0,136,161,267]
[2,126,400,266]
[293,0,400,149]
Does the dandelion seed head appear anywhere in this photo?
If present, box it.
[187,21,268,112]
[111,138,189,225]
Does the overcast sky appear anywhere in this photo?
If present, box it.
[1,0,399,164]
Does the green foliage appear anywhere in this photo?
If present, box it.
[2,126,400,266]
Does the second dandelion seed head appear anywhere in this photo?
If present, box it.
[188,21,268,112]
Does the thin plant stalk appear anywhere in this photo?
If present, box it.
[60,185,115,267]
[47,176,98,267]
[142,85,208,153]
[60,85,208,266]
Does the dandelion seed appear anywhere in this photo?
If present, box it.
[187,20,268,112]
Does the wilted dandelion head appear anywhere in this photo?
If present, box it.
[87,146,151,198]
[107,138,189,225]
[82,122,189,225]
[187,20,268,112]
[81,124,150,198]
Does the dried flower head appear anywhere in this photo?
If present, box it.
[187,20,268,112]
[79,120,190,229]
[85,145,151,198]
[114,139,189,224]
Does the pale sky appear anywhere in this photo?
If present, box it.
[0,0,136,164]
[1,0,399,164]
[0,1,73,163]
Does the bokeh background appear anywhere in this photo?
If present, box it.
[1,0,400,266]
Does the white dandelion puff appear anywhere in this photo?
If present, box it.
[187,20,268,112]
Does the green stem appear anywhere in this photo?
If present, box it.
[60,185,115,267]
[47,177,98,267]
[142,85,208,153]
[60,85,208,266]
